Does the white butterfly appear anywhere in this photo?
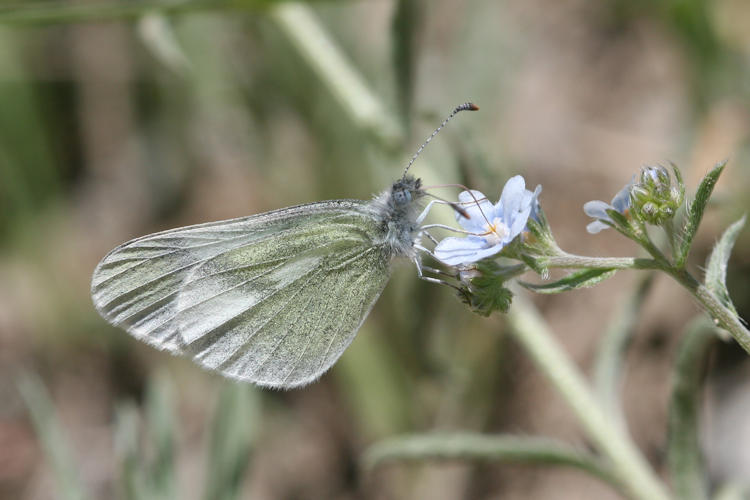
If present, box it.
[91,103,478,388]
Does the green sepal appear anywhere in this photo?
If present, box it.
[605,207,632,231]
[519,253,549,277]
[522,207,563,258]
[458,260,514,316]
[704,215,745,318]
[676,160,727,268]
[669,162,686,202]
[519,268,617,294]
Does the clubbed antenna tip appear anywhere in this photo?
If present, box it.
[402,102,479,178]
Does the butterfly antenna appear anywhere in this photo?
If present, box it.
[402,102,479,179]
[424,191,471,219]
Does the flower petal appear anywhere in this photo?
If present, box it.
[456,190,494,231]
[529,185,543,222]
[461,243,507,264]
[498,175,526,225]
[508,205,532,240]
[435,234,488,251]
[434,235,493,266]
[610,183,632,213]
[434,235,505,266]
[586,220,611,234]
[583,200,612,219]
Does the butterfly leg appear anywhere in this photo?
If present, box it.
[414,243,441,260]
[419,228,440,246]
[413,257,462,291]
[420,265,458,279]
[416,199,455,224]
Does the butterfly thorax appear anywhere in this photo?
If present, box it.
[370,175,425,259]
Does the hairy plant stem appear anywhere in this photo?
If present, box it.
[546,253,659,270]
[667,268,750,354]
[540,252,750,355]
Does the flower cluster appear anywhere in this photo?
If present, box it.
[630,165,684,225]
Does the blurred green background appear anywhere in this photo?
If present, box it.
[1,0,750,498]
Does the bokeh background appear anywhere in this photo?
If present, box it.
[1,0,750,498]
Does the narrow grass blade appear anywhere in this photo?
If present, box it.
[0,27,59,236]
[391,0,418,125]
[144,372,177,499]
[203,383,260,500]
[114,402,147,500]
[16,372,90,500]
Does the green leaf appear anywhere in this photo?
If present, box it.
[667,317,715,500]
[203,383,260,500]
[519,268,617,294]
[705,215,745,318]
[460,259,514,316]
[17,372,90,500]
[363,433,622,492]
[676,159,727,268]
[518,253,548,277]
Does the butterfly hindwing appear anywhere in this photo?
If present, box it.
[91,200,391,387]
[177,236,390,387]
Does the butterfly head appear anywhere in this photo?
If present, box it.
[391,175,424,206]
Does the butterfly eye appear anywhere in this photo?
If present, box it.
[394,190,411,205]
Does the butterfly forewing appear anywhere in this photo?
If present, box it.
[91,200,391,387]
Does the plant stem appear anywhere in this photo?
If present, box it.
[269,3,402,150]
[542,251,750,354]
[664,219,678,261]
[507,296,671,500]
[547,253,659,271]
[667,317,714,500]
[667,268,750,354]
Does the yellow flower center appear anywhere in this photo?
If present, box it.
[481,217,509,246]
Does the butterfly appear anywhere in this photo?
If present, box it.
[90,103,478,388]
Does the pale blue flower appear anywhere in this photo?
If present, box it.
[583,180,632,234]
[434,175,539,266]
[529,184,543,222]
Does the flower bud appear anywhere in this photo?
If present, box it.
[631,165,684,225]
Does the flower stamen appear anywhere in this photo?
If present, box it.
[480,218,510,246]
